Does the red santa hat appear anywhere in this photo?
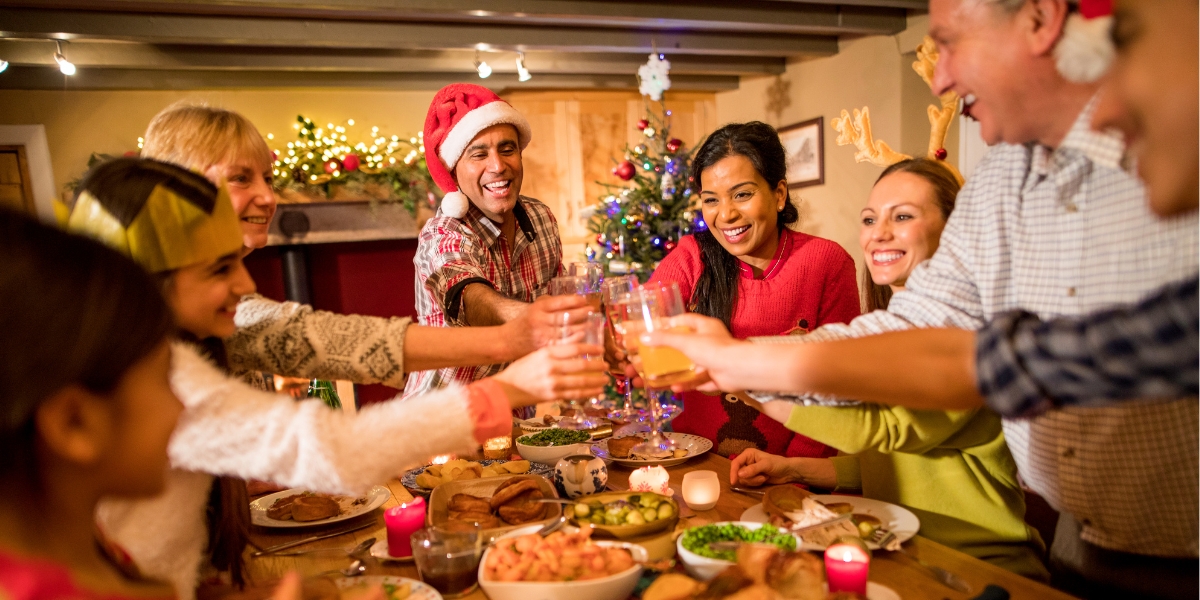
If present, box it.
[423,84,532,219]
[1055,0,1115,83]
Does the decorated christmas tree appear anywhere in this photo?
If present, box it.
[583,54,703,281]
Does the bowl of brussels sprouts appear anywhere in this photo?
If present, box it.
[564,491,678,539]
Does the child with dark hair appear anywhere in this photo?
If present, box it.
[0,209,178,600]
[647,121,860,458]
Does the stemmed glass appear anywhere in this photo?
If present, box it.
[568,262,604,311]
[602,275,641,422]
[625,281,698,456]
[554,310,607,430]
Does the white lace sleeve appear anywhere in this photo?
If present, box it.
[167,342,477,494]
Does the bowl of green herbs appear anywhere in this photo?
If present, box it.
[676,522,799,580]
[516,428,593,464]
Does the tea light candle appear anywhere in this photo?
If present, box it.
[629,465,670,495]
[482,435,512,460]
[824,538,870,594]
[681,470,720,510]
[384,497,426,558]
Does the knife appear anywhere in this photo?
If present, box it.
[251,521,373,557]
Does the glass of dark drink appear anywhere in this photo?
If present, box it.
[411,526,482,598]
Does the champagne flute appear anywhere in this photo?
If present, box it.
[602,275,641,422]
[555,310,607,430]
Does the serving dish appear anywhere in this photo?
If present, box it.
[477,524,647,600]
[675,521,801,581]
[564,490,678,539]
[400,459,553,498]
[427,473,561,537]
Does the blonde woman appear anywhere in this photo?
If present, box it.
[140,102,586,393]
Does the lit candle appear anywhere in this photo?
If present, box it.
[629,465,670,495]
[824,537,870,595]
[384,497,427,558]
[681,470,720,511]
[483,435,512,460]
[430,454,455,465]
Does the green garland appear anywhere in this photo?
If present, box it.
[272,115,438,216]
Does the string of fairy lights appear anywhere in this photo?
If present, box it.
[271,116,426,185]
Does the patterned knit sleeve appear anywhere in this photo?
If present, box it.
[226,294,409,388]
[168,342,480,495]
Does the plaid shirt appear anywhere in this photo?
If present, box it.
[758,99,1199,557]
[404,196,563,398]
[977,276,1199,419]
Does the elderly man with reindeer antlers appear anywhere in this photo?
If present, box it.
[640,0,1198,597]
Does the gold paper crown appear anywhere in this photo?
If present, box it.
[67,159,243,273]
[832,36,964,184]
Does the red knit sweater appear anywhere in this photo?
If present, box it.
[649,228,861,458]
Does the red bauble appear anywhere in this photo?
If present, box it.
[613,160,636,181]
[123,150,139,157]
[596,233,605,243]
[324,160,339,174]
[934,148,948,161]
[271,150,279,162]
[636,118,650,131]
[666,138,683,153]
[342,153,360,171]
[664,240,677,252]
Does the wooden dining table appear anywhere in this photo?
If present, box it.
[244,452,1076,600]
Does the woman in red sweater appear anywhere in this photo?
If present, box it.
[649,121,860,457]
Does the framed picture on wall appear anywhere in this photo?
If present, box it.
[778,117,824,188]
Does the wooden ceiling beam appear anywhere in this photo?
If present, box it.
[0,40,788,76]
[0,65,742,91]
[1,0,911,37]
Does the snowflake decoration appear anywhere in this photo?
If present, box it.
[638,53,672,101]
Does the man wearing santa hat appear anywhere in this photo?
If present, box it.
[405,84,587,399]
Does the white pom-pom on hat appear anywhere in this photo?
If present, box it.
[440,191,470,219]
[1055,13,1114,83]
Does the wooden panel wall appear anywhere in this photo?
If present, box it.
[503,90,717,259]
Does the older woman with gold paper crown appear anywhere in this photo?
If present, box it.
[67,157,608,600]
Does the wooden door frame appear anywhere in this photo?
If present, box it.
[0,144,37,215]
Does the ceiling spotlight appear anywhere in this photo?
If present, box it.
[516,52,531,82]
[0,60,8,73]
[474,51,491,79]
[54,40,75,76]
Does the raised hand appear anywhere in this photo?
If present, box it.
[500,294,592,359]
[492,342,609,408]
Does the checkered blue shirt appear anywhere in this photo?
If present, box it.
[977,276,1198,418]
[760,99,1199,557]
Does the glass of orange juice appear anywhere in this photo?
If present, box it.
[627,281,695,456]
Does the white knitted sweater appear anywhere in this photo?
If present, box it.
[96,343,480,600]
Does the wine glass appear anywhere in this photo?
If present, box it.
[555,310,607,430]
[602,275,641,422]
[568,262,604,311]
[626,281,697,456]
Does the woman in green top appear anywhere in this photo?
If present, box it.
[730,159,1048,580]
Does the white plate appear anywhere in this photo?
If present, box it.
[740,495,920,551]
[591,432,712,467]
[334,576,441,600]
[250,486,391,528]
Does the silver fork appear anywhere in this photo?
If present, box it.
[869,528,971,594]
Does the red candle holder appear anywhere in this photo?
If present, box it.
[384,497,427,557]
[824,536,870,595]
